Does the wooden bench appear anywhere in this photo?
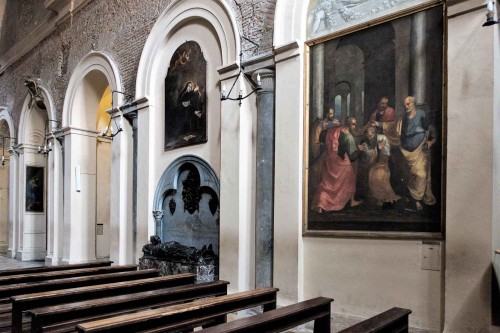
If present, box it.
[195,297,333,333]
[0,261,113,277]
[11,273,196,333]
[0,265,138,286]
[338,307,412,333]
[75,287,279,333]
[0,268,159,307]
[0,269,161,331]
[28,280,230,333]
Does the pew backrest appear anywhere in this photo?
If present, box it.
[28,280,230,333]
[75,287,279,333]
[11,273,196,333]
[337,307,411,333]
[0,261,113,277]
[0,265,138,286]
[195,296,333,333]
[0,268,159,300]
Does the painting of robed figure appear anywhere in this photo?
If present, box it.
[305,4,445,237]
[26,166,44,213]
[164,41,207,151]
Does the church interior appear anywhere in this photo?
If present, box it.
[0,0,499,332]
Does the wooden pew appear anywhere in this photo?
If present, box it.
[338,307,412,333]
[0,261,113,277]
[28,280,230,333]
[0,268,160,306]
[11,273,196,333]
[0,265,138,286]
[195,297,333,333]
[0,269,161,331]
[75,287,279,333]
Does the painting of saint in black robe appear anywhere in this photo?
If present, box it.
[165,41,207,150]
[26,166,44,212]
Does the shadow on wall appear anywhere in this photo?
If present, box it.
[493,254,500,325]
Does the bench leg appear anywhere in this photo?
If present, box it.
[313,314,331,333]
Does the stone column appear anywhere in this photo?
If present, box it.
[6,147,17,258]
[410,10,427,105]
[252,69,275,288]
[311,44,325,119]
[121,97,149,262]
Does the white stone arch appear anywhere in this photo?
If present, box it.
[14,86,57,261]
[63,51,123,128]
[62,51,130,264]
[274,0,308,46]
[0,107,14,257]
[135,0,249,288]
[0,107,14,137]
[136,0,239,98]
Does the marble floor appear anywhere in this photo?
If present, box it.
[0,255,44,270]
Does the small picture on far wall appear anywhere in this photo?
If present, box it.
[26,166,44,212]
[164,41,207,151]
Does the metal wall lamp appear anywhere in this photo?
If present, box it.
[220,36,262,106]
[483,0,499,26]
[102,90,132,139]
[1,136,17,166]
[37,119,61,157]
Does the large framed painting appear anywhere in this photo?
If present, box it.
[164,41,207,151]
[26,166,44,213]
[304,3,446,238]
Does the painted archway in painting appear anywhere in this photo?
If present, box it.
[62,51,129,264]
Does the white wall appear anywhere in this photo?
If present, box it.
[273,1,494,332]
[96,137,111,259]
[444,3,494,331]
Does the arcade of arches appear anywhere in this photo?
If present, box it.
[0,0,498,332]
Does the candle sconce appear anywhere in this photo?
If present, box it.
[220,36,262,107]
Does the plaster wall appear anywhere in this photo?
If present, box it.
[18,151,47,261]
[444,6,494,331]
[273,1,494,332]
[63,131,98,263]
[274,45,442,329]
[96,138,111,259]
[136,16,224,264]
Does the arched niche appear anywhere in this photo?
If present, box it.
[0,108,14,255]
[61,51,126,264]
[152,155,220,258]
[136,0,239,98]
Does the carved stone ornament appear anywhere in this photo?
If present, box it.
[152,210,164,220]
[182,169,202,214]
[169,198,176,215]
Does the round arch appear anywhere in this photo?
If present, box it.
[136,0,240,97]
[274,0,308,46]
[18,85,57,144]
[0,107,14,138]
[62,51,123,128]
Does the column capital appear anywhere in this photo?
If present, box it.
[252,69,275,93]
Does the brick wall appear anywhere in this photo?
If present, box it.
[0,0,277,132]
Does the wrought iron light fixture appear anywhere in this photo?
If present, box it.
[220,37,262,106]
[1,136,16,166]
[37,119,61,157]
[483,0,499,26]
[102,90,132,139]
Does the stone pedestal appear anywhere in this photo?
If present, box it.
[139,258,218,283]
